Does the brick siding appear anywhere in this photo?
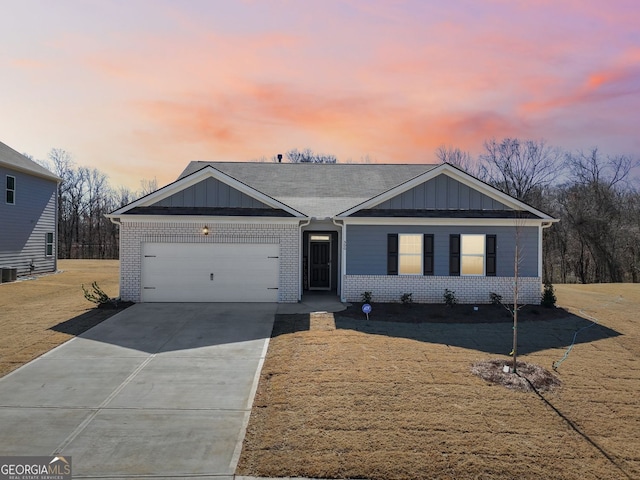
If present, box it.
[119,221,299,302]
[343,275,541,305]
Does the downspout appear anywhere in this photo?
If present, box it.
[332,217,346,302]
[298,218,311,301]
[539,221,554,279]
[107,215,123,299]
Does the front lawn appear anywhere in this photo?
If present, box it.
[237,284,640,480]
[0,260,123,377]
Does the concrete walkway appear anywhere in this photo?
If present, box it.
[276,293,348,314]
[0,303,276,479]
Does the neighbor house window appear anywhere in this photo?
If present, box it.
[46,232,54,257]
[388,233,434,275]
[6,175,15,204]
[449,234,497,276]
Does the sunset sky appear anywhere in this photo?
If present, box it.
[1,0,639,190]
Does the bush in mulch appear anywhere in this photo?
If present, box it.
[471,359,562,393]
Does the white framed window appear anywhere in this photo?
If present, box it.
[46,232,54,257]
[461,234,485,275]
[398,234,422,275]
[6,175,15,204]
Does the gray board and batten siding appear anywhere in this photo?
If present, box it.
[152,176,273,209]
[0,165,58,275]
[369,174,512,211]
[346,224,539,277]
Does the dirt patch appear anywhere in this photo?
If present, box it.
[237,284,640,480]
[471,359,562,393]
[0,260,123,377]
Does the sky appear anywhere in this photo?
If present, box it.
[1,0,639,190]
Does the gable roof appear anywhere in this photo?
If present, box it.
[0,141,61,182]
[109,164,306,218]
[179,162,437,218]
[338,163,556,220]
[111,161,556,221]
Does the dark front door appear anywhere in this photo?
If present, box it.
[309,236,331,290]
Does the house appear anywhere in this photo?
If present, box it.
[0,141,61,278]
[107,161,557,304]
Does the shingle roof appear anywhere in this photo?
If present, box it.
[179,161,438,217]
[0,141,61,182]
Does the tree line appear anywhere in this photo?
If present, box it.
[436,139,640,283]
[38,149,157,260]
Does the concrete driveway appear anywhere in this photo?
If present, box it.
[0,303,276,479]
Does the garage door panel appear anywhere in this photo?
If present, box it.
[141,243,279,302]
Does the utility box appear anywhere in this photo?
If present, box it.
[1,267,17,283]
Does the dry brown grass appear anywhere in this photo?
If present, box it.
[238,284,640,480]
[0,260,121,377]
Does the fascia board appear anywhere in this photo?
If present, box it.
[109,165,305,217]
[108,214,302,224]
[337,216,548,227]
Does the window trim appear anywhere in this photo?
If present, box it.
[6,175,15,205]
[45,232,54,257]
[460,234,486,276]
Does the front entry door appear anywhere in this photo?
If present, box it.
[309,235,331,290]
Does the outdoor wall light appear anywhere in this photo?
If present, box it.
[202,225,209,235]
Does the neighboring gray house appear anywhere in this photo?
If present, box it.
[108,162,557,304]
[0,141,61,277]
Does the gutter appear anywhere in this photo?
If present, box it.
[298,218,312,301]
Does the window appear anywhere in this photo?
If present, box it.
[461,234,485,275]
[6,175,15,204]
[46,232,54,257]
[449,234,497,276]
[399,234,422,274]
[388,234,433,275]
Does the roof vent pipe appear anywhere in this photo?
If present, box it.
[277,154,282,163]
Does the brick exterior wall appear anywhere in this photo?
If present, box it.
[343,275,542,305]
[119,220,299,303]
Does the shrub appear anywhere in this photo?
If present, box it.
[82,282,117,307]
[400,292,413,305]
[541,282,557,308]
[443,289,458,307]
[489,292,503,305]
[361,291,372,304]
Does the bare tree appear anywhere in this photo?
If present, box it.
[435,145,476,174]
[138,177,159,197]
[479,138,564,206]
[286,148,337,164]
[560,149,638,282]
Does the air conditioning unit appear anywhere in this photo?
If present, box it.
[1,267,17,283]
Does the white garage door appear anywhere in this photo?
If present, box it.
[141,243,279,302]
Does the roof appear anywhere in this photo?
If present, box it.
[110,161,556,221]
[0,141,61,182]
[179,162,437,218]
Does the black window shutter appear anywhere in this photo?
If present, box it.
[387,234,398,275]
[423,234,434,276]
[449,234,460,276]
[486,234,497,276]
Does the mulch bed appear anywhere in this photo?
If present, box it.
[339,302,569,323]
[471,359,562,392]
